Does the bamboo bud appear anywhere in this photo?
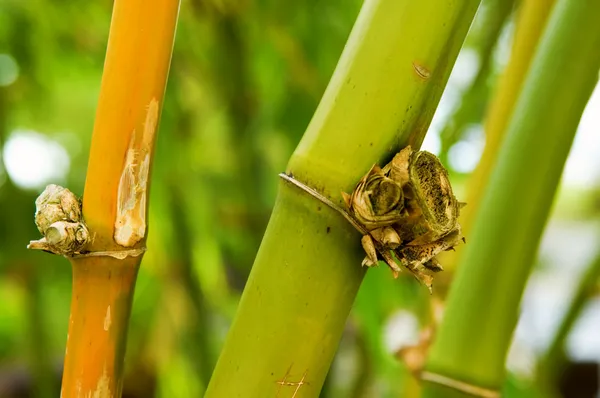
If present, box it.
[29,184,91,256]
[344,146,463,289]
[34,184,82,234]
[46,221,90,251]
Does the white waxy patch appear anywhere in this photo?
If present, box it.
[114,98,159,247]
[103,306,111,331]
[90,364,112,398]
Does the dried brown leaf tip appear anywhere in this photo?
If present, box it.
[343,146,464,291]
[396,327,434,375]
[396,297,444,374]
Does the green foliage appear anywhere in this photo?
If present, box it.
[0,0,599,397]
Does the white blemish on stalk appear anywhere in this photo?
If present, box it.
[90,364,112,398]
[114,98,159,247]
[103,306,111,331]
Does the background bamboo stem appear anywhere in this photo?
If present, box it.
[24,264,55,398]
[168,184,214,387]
[459,0,556,235]
[438,0,556,276]
[438,0,516,168]
[422,0,600,395]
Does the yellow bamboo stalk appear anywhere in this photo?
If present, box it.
[58,1,180,397]
[440,0,556,271]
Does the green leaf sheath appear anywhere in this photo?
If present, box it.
[206,0,480,396]
[423,0,600,395]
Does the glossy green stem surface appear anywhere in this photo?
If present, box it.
[206,0,480,395]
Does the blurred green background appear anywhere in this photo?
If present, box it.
[1,0,600,397]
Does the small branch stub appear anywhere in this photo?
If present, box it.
[28,184,90,256]
[281,146,464,291]
[343,145,464,290]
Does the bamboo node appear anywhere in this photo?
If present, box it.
[420,371,500,398]
[71,248,146,260]
[28,184,91,256]
[280,146,464,291]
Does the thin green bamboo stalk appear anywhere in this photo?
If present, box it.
[205,0,481,395]
[438,0,516,167]
[24,265,55,398]
[457,0,556,236]
[541,250,600,384]
[438,0,556,276]
[168,183,214,388]
[421,1,600,396]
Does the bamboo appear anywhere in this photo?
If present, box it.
[205,0,481,395]
[24,264,56,398]
[436,0,519,285]
[421,1,600,396]
[56,1,180,397]
[439,0,556,275]
[459,0,556,234]
[168,183,214,388]
[438,0,516,167]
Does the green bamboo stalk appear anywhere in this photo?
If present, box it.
[422,1,600,396]
[24,264,56,398]
[205,0,481,396]
[168,184,214,388]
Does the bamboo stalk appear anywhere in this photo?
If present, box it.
[438,0,516,167]
[205,0,481,395]
[459,0,556,234]
[24,263,56,398]
[168,183,214,388]
[438,0,556,276]
[51,1,180,397]
[421,1,600,396]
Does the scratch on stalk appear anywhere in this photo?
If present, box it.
[276,365,309,397]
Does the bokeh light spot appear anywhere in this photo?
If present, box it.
[0,54,19,87]
[448,124,485,173]
[3,130,70,190]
